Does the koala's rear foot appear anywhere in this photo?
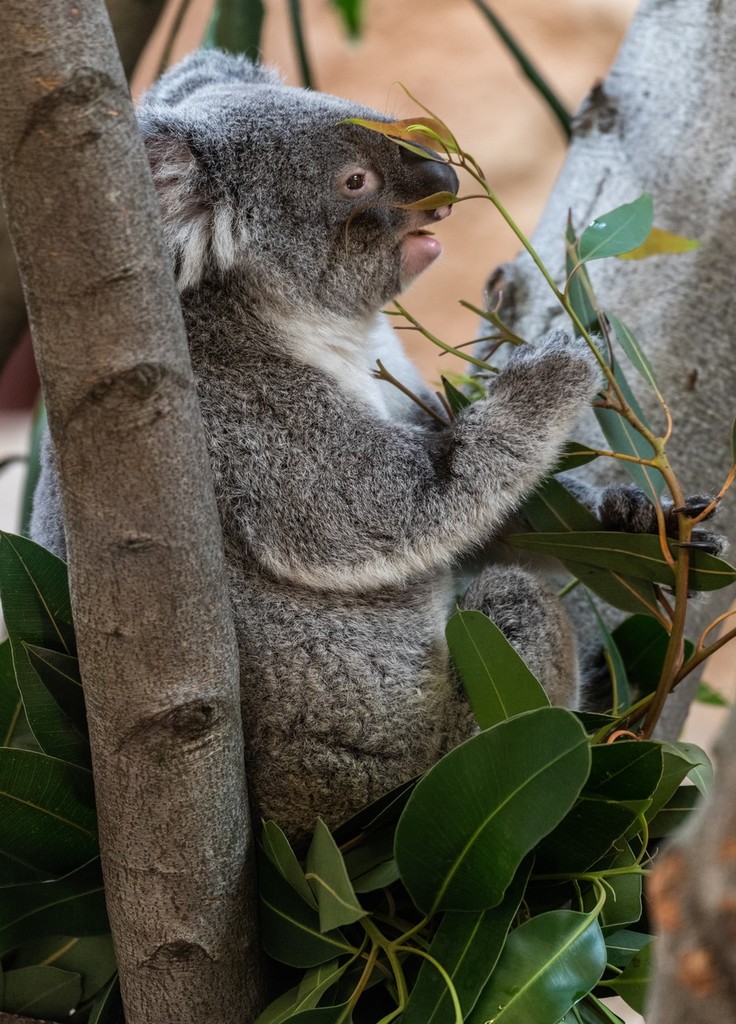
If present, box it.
[460,565,580,709]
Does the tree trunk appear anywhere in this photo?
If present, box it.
[0,0,166,374]
[0,3,263,1022]
[492,0,736,738]
[646,701,736,1021]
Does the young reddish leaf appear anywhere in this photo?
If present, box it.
[617,226,699,260]
[342,116,458,153]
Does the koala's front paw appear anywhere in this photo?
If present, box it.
[599,484,727,557]
[511,329,604,404]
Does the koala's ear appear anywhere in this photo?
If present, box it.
[138,110,218,291]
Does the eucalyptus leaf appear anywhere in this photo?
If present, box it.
[535,796,639,875]
[262,820,317,909]
[0,638,28,748]
[255,959,349,1024]
[644,748,701,825]
[594,362,664,502]
[584,596,630,713]
[87,975,122,1024]
[578,194,653,263]
[204,0,265,57]
[611,615,685,698]
[648,784,700,839]
[606,929,654,970]
[395,708,590,913]
[467,909,607,1024]
[330,0,362,38]
[401,860,531,1024]
[305,819,366,932]
[585,844,641,932]
[441,375,472,414]
[281,1004,352,1023]
[258,849,355,967]
[665,740,713,794]
[586,741,663,801]
[0,747,97,879]
[554,442,600,473]
[695,681,729,707]
[566,560,659,618]
[342,826,397,893]
[2,964,82,1017]
[24,643,88,735]
[617,226,699,260]
[446,610,548,729]
[605,938,653,1013]
[0,532,87,765]
[605,312,659,393]
[12,933,117,1002]
[508,531,736,591]
[0,859,108,956]
[564,217,599,331]
[523,477,600,534]
[332,776,416,845]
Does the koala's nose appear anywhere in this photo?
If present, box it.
[400,143,459,197]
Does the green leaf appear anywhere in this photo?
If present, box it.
[86,974,122,1024]
[606,929,654,969]
[0,859,108,956]
[594,362,664,502]
[255,959,350,1024]
[536,796,638,874]
[446,610,549,730]
[605,312,659,393]
[523,477,601,534]
[467,909,607,1024]
[395,708,590,913]
[262,820,317,909]
[569,561,660,618]
[330,0,362,39]
[579,194,654,263]
[441,375,472,414]
[401,860,531,1024]
[342,826,398,893]
[574,995,626,1023]
[0,638,28,748]
[0,533,88,766]
[565,217,599,331]
[13,934,116,1002]
[305,819,366,932]
[0,747,97,880]
[281,1005,351,1023]
[258,849,355,967]
[695,681,729,707]
[554,442,600,473]
[617,226,699,260]
[668,741,713,794]
[2,964,82,1017]
[648,784,700,839]
[332,777,416,845]
[605,938,653,1013]
[644,747,699,825]
[612,615,679,698]
[586,741,663,802]
[204,0,265,58]
[24,644,87,735]
[508,531,736,591]
[585,844,641,932]
[585,597,630,713]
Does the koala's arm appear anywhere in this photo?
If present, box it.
[220,332,602,592]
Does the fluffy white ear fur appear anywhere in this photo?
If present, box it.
[144,131,237,290]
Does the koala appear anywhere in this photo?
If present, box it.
[31,50,605,844]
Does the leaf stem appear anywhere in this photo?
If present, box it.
[395,945,464,1024]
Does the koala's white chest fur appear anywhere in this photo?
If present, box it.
[276,309,429,424]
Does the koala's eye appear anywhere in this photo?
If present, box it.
[346,173,366,191]
[337,166,379,198]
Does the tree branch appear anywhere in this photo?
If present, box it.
[0,3,263,1022]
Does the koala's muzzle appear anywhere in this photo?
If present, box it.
[399,143,460,201]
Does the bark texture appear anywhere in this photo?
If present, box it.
[0,0,166,374]
[492,0,736,737]
[0,3,263,1023]
[647,704,736,1021]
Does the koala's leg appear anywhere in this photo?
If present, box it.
[460,566,580,709]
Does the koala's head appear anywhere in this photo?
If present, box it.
[138,50,459,318]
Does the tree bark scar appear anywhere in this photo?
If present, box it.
[649,847,686,932]
[146,940,216,969]
[678,948,719,997]
[18,68,127,155]
[124,701,223,752]
[84,362,189,411]
[572,82,620,137]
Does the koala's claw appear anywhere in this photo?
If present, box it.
[668,494,718,521]
[599,484,728,558]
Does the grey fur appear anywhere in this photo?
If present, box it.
[30,51,603,843]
